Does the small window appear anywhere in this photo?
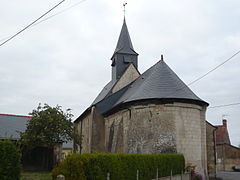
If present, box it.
[124,59,132,63]
[111,59,116,66]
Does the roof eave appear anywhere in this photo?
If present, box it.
[111,51,139,60]
[74,107,92,123]
[102,98,209,116]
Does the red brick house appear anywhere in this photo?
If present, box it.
[216,119,240,171]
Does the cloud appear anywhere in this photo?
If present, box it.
[0,0,240,146]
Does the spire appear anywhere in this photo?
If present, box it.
[111,18,138,59]
[111,17,138,81]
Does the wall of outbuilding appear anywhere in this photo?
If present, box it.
[216,144,240,171]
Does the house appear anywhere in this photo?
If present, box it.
[61,141,73,159]
[215,119,240,171]
[74,18,209,177]
[0,113,31,140]
[0,113,71,170]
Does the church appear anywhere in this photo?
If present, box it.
[74,18,209,174]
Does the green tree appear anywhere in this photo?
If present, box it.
[20,103,81,148]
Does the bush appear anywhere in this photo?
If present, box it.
[0,140,21,180]
[52,153,185,180]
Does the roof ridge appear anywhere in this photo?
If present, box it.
[0,113,31,118]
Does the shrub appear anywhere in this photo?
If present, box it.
[0,140,21,180]
[52,153,185,180]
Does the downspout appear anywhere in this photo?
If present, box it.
[213,128,217,178]
[80,120,83,154]
[222,144,225,171]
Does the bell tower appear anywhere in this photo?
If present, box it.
[111,18,138,81]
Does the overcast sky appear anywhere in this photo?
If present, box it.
[0,0,239,146]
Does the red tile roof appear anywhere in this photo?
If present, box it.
[0,113,32,118]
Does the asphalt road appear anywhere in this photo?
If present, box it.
[217,171,240,180]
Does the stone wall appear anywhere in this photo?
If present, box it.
[171,103,207,173]
[75,107,105,154]
[105,109,129,153]
[91,106,105,152]
[206,122,216,177]
[216,144,240,171]
[105,102,207,173]
[75,111,91,153]
[75,102,208,175]
[105,104,177,154]
[112,63,140,93]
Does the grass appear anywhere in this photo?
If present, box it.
[21,172,52,180]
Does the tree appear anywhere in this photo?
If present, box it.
[20,103,81,148]
[0,140,21,180]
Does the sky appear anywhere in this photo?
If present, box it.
[0,0,239,146]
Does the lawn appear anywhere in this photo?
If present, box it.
[21,172,52,180]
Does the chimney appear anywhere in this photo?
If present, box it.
[223,119,227,127]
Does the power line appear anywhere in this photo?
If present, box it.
[170,49,240,97]
[0,36,9,42]
[33,0,87,27]
[0,0,88,44]
[0,0,66,47]
[209,102,240,109]
[188,49,240,86]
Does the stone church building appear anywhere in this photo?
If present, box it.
[74,18,209,174]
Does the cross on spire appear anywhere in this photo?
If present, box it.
[123,2,127,16]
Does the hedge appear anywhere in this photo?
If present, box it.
[0,140,21,180]
[52,153,185,180]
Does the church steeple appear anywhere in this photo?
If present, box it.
[112,18,138,57]
[111,18,138,81]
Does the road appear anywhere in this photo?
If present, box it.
[216,171,240,180]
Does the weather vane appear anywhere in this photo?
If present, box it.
[123,2,127,16]
[222,114,229,120]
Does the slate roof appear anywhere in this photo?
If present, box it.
[76,19,208,120]
[95,60,208,115]
[92,81,115,105]
[92,19,139,105]
[0,114,31,140]
[0,113,73,148]
[111,18,138,59]
[117,60,205,103]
